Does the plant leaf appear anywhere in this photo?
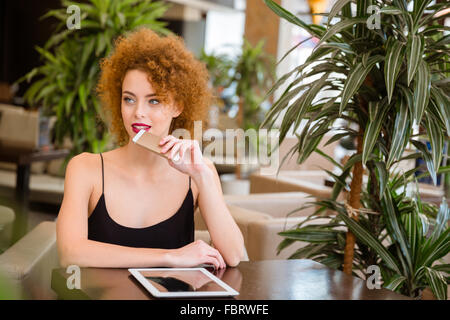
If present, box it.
[319,18,368,46]
[424,112,444,176]
[362,98,388,165]
[339,213,401,274]
[422,266,447,300]
[411,139,437,186]
[327,0,355,26]
[340,55,384,114]
[413,59,431,125]
[384,38,405,103]
[384,274,407,291]
[406,34,424,85]
[382,189,413,274]
[387,99,410,168]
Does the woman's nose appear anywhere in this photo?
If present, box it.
[134,101,147,118]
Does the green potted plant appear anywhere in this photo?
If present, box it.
[230,39,276,181]
[261,0,450,299]
[232,39,276,132]
[17,0,170,165]
[198,49,234,129]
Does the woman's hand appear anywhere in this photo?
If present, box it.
[166,240,226,269]
[159,135,209,178]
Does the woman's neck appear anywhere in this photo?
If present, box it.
[119,140,171,180]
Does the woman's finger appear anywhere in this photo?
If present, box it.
[204,256,220,270]
[159,135,174,146]
[214,249,226,269]
[169,142,183,161]
[191,142,203,165]
[179,144,191,163]
[207,247,225,269]
[160,138,178,153]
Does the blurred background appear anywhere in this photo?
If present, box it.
[0,0,343,248]
[0,0,449,300]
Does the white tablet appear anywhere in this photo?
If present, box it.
[128,268,239,298]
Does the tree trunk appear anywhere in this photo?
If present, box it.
[343,127,364,275]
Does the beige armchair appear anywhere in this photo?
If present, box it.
[0,205,15,252]
[195,192,320,261]
[0,221,58,299]
[249,170,338,199]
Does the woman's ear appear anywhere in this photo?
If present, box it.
[172,104,182,118]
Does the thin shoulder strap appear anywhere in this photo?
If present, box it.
[189,175,191,189]
[99,153,104,194]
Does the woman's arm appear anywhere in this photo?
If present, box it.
[56,153,169,268]
[56,153,223,269]
[192,158,245,267]
[160,137,245,267]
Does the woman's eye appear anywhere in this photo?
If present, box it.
[124,97,135,104]
[149,99,160,105]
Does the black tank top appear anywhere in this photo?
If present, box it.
[88,153,194,249]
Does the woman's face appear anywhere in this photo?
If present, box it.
[121,69,181,139]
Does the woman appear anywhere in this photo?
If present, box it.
[56,28,245,269]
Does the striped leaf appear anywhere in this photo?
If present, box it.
[424,113,444,176]
[387,99,410,168]
[374,161,388,197]
[384,38,405,103]
[398,85,415,125]
[419,228,450,268]
[339,213,401,274]
[403,208,421,267]
[278,229,339,243]
[319,18,368,46]
[327,0,355,25]
[277,238,296,254]
[384,274,407,291]
[411,139,437,185]
[406,34,424,85]
[431,199,449,243]
[292,73,330,132]
[319,42,355,55]
[263,0,323,38]
[362,98,388,165]
[380,6,403,15]
[430,86,450,136]
[413,59,431,124]
[382,190,413,274]
[340,55,384,114]
[422,267,447,300]
[413,0,434,30]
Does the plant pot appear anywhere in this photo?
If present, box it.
[421,287,437,300]
[220,173,250,195]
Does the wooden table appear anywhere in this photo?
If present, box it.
[51,259,410,300]
[0,146,69,242]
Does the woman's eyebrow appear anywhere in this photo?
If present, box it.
[122,91,158,97]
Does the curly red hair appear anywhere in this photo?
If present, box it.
[96,27,212,146]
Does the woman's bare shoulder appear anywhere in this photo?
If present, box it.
[68,152,99,168]
[67,149,120,174]
[65,152,111,183]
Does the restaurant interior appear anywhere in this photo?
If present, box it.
[0,0,449,301]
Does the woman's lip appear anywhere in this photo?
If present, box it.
[132,126,151,133]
